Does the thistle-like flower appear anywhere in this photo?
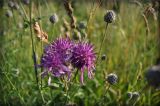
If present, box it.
[106,73,118,85]
[41,51,70,77]
[49,14,59,24]
[104,10,116,23]
[71,42,96,84]
[51,37,74,64]
[41,37,73,78]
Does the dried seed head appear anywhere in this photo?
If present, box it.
[33,22,48,43]
[127,92,132,99]
[106,73,118,85]
[23,0,30,5]
[49,14,59,24]
[101,54,106,61]
[145,65,160,88]
[132,92,140,100]
[8,1,14,8]
[5,10,13,18]
[104,10,116,23]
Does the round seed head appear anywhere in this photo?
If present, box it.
[132,92,140,100]
[127,92,132,99]
[78,21,86,29]
[5,10,13,18]
[104,10,116,23]
[49,14,59,24]
[101,54,106,61]
[145,65,160,88]
[23,0,30,5]
[106,73,118,85]
[8,1,14,8]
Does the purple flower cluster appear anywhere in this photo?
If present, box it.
[41,37,96,84]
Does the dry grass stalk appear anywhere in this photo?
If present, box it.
[64,0,76,29]
[33,22,48,43]
[142,13,150,36]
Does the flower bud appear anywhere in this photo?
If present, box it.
[101,54,106,61]
[132,92,140,100]
[104,10,116,23]
[127,92,132,99]
[145,65,160,88]
[78,21,86,29]
[106,73,118,85]
[23,0,30,5]
[49,14,59,24]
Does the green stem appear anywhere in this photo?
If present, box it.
[96,23,108,65]
[65,70,79,105]
[4,73,25,103]
[29,0,38,86]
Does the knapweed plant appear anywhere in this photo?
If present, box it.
[1,0,160,106]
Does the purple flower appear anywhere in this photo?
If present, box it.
[41,37,73,78]
[71,42,96,84]
[51,37,74,64]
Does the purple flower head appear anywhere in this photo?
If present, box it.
[41,37,73,78]
[71,42,96,84]
[41,52,70,77]
[51,37,74,64]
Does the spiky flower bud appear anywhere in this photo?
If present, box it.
[145,65,160,88]
[5,10,13,18]
[101,54,106,61]
[106,73,118,85]
[49,14,59,24]
[104,10,116,23]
